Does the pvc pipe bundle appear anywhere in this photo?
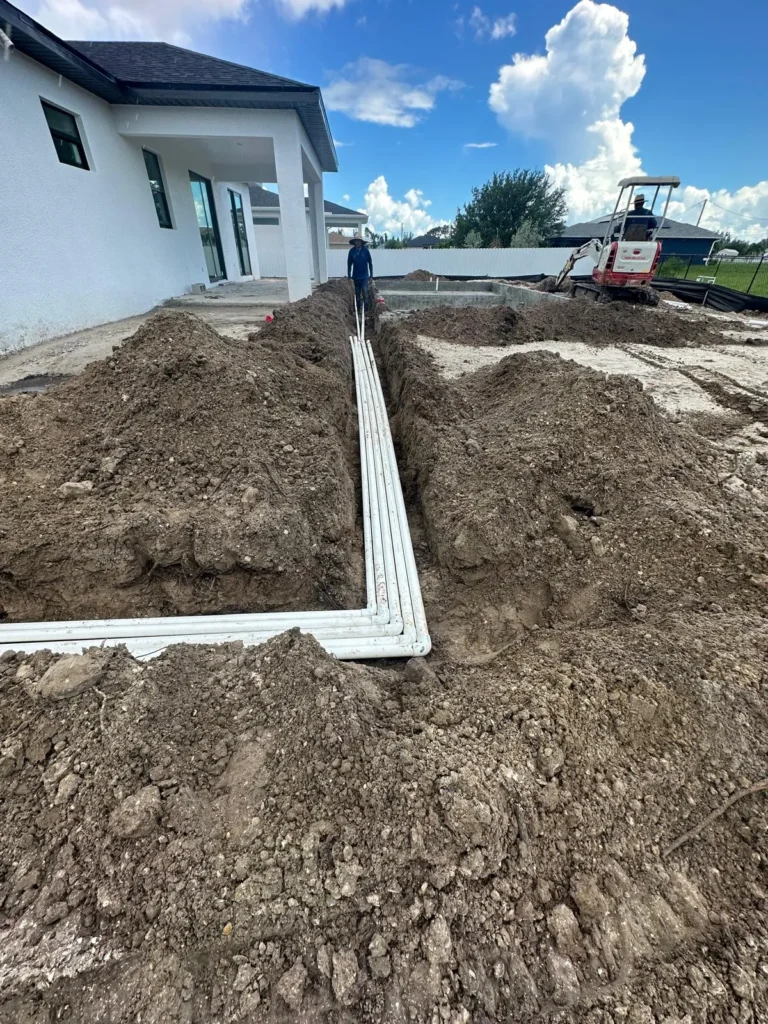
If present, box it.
[0,302,431,661]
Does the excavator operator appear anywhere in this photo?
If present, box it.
[623,194,658,241]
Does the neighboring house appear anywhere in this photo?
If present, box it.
[328,232,354,249]
[551,215,721,259]
[406,234,441,249]
[0,0,337,352]
[249,184,366,275]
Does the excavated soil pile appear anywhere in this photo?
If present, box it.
[517,297,725,347]
[403,269,439,282]
[381,327,768,647]
[2,624,768,1022]
[401,305,521,347]
[0,282,362,622]
[402,298,725,348]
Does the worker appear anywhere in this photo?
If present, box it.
[624,194,658,240]
[347,235,373,313]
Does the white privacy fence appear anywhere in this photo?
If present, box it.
[324,246,588,279]
[257,247,287,277]
[253,246,590,281]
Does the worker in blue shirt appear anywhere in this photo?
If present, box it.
[347,236,373,312]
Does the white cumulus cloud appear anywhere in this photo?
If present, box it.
[469,6,516,41]
[489,0,768,241]
[325,58,462,128]
[491,13,516,39]
[31,0,250,43]
[464,141,497,149]
[277,0,346,19]
[364,175,444,235]
[31,0,344,41]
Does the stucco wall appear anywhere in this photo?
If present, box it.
[0,52,257,353]
[253,212,317,278]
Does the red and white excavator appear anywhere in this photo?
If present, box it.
[555,175,680,305]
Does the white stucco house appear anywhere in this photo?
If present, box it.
[0,0,337,353]
[249,184,367,276]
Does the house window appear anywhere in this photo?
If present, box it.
[143,149,172,229]
[229,189,252,276]
[41,101,89,170]
[253,216,280,226]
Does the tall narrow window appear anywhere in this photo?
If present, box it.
[143,150,172,229]
[190,172,227,283]
[41,101,89,170]
[229,189,253,276]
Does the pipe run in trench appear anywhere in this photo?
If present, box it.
[0,306,431,660]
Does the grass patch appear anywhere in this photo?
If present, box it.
[657,257,768,298]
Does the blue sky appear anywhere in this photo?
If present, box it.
[28,0,768,238]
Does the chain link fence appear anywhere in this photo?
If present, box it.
[656,252,768,297]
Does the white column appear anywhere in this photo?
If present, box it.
[273,124,312,301]
[308,179,328,284]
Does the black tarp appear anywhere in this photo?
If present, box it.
[651,278,768,314]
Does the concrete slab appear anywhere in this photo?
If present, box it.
[377,280,495,293]
[380,290,503,311]
[165,279,290,309]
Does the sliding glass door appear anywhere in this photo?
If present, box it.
[229,189,253,276]
[189,172,226,282]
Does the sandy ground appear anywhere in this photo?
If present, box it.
[415,335,768,416]
[0,280,288,387]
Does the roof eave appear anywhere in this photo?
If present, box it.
[125,84,338,173]
[0,0,126,102]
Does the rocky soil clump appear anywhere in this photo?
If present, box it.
[1,624,767,1022]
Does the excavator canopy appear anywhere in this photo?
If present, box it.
[617,176,680,188]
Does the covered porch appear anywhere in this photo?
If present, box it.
[114,105,330,302]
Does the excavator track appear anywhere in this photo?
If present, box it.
[569,281,659,306]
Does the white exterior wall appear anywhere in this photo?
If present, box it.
[0,53,261,353]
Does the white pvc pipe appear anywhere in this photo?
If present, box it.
[360,337,429,642]
[0,316,431,659]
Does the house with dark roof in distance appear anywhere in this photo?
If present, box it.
[551,215,721,262]
[249,185,367,274]
[0,0,337,352]
[406,234,442,249]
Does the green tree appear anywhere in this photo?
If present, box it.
[384,237,406,249]
[713,233,768,257]
[453,169,566,248]
[462,229,483,248]
[509,217,542,248]
[364,227,386,249]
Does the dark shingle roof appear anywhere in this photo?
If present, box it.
[0,1,336,171]
[325,198,364,216]
[249,185,366,218]
[249,186,282,209]
[67,41,310,90]
[558,215,721,240]
[407,234,441,247]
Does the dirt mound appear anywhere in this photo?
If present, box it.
[0,284,362,623]
[519,296,725,347]
[403,269,439,282]
[2,620,767,1022]
[400,297,726,348]
[380,328,768,649]
[401,305,521,346]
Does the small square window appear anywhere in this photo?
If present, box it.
[143,149,173,229]
[41,101,89,170]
